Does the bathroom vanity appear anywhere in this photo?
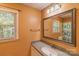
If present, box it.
[31,41,71,56]
[31,8,77,56]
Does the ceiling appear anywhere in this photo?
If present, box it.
[23,3,51,10]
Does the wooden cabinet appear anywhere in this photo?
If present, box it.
[31,46,42,56]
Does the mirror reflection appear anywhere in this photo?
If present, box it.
[43,9,76,45]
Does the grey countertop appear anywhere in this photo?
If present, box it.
[32,40,71,56]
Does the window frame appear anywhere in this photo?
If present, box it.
[0,6,19,42]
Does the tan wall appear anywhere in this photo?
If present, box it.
[0,3,41,56]
[41,3,79,54]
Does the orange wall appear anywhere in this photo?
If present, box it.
[41,3,79,54]
[0,3,41,56]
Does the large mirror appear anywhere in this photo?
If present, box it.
[43,8,76,46]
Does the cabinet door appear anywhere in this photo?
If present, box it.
[31,46,42,56]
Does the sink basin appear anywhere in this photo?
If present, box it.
[41,47,58,56]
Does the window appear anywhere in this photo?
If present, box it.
[0,6,19,41]
[52,20,59,32]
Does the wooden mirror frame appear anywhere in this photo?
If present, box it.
[42,8,76,47]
